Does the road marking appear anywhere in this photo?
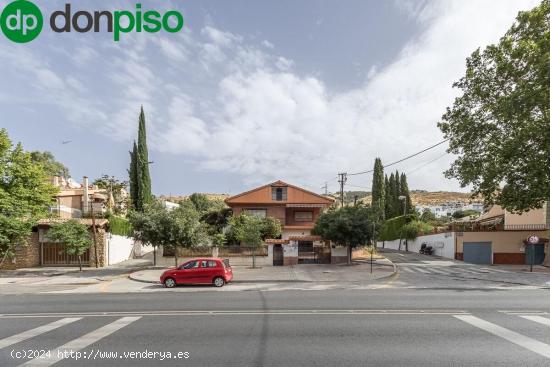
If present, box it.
[0,318,81,349]
[413,267,431,274]
[427,268,449,275]
[0,310,469,319]
[520,315,550,327]
[20,316,141,366]
[480,267,509,273]
[454,315,550,359]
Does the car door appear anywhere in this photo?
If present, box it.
[177,260,200,284]
[196,260,214,284]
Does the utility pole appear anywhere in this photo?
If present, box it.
[90,202,99,268]
[321,182,328,195]
[338,173,347,207]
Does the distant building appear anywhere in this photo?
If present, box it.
[50,176,108,218]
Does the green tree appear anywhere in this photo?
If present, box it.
[452,209,480,219]
[371,158,385,220]
[228,214,265,268]
[129,202,206,268]
[312,206,374,264]
[128,107,153,211]
[0,129,58,266]
[47,220,92,272]
[93,175,129,214]
[399,173,413,215]
[137,107,152,207]
[30,151,70,178]
[384,174,392,219]
[128,141,139,209]
[420,208,437,222]
[438,1,550,213]
[188,193,215,214]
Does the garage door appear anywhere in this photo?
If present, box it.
[463,242,492,265]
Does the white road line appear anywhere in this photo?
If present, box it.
[414,267,431,274]
[454,315,550,359]
[427,268,449,275]
[480,267,509,273]
[400,267,416,273]
[0,318,81,349]
[20,316,141,366]
[520,315,550,327]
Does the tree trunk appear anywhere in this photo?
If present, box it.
[347,246,352,265]
[174,247,178,268]
[153,246,157,266]
[78,255,82,272]
[398,238,402,251]
[252,247,256,269]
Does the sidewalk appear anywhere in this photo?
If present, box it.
[0,258,152,285]
[130,258,396,284]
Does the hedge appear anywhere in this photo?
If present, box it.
[379,214,416,241]
[108,215,133,237]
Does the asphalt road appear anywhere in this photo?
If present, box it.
[1,251,550,367]
[1,288,550,367]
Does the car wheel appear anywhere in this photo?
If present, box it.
[164,278,176,288]
[213,277,225,287]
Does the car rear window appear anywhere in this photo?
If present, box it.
[222,259,231,268]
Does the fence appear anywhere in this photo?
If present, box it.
[164,246,268,257]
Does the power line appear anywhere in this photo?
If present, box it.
[406,152,449,176]
[347,139,449,176]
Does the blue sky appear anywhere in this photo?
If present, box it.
[0,0,538,196]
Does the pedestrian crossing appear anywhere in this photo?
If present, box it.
[398,264,511,277]
[0,312,549,365]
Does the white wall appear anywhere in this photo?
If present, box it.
[377,232,456,259]
[107,234,135,265]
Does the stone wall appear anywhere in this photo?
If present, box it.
[89,228,107,267]
[0,232,40,270]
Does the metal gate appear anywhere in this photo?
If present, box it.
[463,242,492,264]
[273,245,283,266]
[525,244,545,265]
[298,241,315,264]
[42,243,90,266]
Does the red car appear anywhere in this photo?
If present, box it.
[160,258,233,288]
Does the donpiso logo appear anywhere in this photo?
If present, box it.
[0,1,184,43]
[0,0,43,43]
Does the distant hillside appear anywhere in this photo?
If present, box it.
[351,190,479,206]
[158,193,230,202]
[158,190,478,207]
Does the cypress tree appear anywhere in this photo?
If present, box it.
[393,170,402,217]
[388,173,397,218]
[128,141,139,209]
[384,174,392,219]
[371,158,385,219]
[400,173,413,215]
[128,107,153,212]
[137,106,152,207]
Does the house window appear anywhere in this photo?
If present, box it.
[294,211,313,222]
[244,209,267,218]
[272,186,287,201]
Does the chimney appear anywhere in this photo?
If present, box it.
[83,176,89,214]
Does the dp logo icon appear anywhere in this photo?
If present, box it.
[1,0,43,43]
